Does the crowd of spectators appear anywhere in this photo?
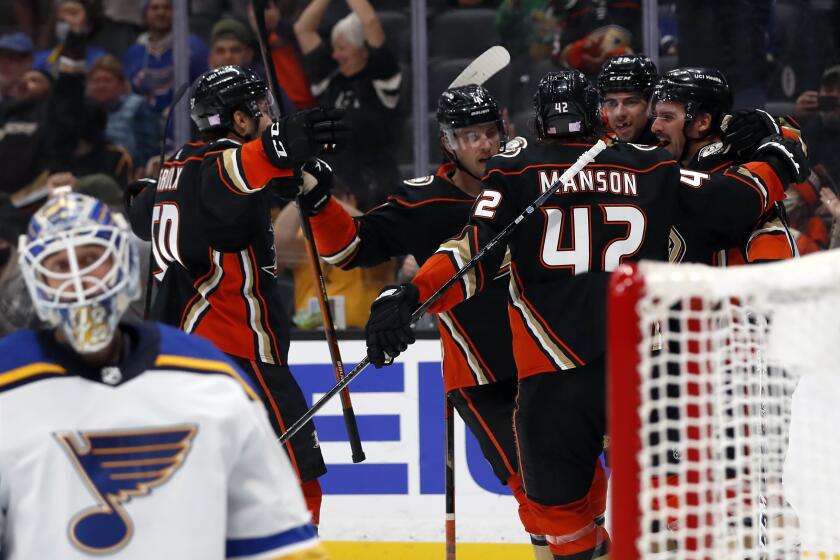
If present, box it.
[0,0,839,334]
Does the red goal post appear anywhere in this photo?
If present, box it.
[608,252,840,559]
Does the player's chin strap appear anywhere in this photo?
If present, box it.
[442,145,485,183]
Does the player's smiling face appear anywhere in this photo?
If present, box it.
[603,92,649,142]
[449,122,501,177]
[650,100,687,159]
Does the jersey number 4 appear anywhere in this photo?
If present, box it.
[151,203,183,281]
[541,205,646,273]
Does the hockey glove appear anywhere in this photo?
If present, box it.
[267,172,303,203]
[753,134,810,185]
[722,109,781,158]
[261,107,348,170]
[365,283,420,368]
[298,158,334,216]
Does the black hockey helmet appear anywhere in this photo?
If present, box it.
[437,84,507,151]
[534,70,600,139]
[650,67,732,132]
[190,65,278,133]
[597,54,658,97]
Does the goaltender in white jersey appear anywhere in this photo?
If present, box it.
[0,190,328,559]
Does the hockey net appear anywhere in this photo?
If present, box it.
[608,251,840,559]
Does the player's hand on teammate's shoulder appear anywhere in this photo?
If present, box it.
[365,283,420,368]
[261,107,349,170]
[722,109,780,158]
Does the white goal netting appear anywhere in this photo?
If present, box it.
[611,250,840,559]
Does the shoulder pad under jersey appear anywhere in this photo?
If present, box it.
[0,330,65,394]
[625,142,661,151]
[493,136,528,159]
[402,175,435,187]
[697,141,731,162]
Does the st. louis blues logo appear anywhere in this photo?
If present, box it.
[54,425,197,554]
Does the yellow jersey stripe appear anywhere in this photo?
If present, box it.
[270,543,330,560]
[154,355,259,401]
[0,362,67,389]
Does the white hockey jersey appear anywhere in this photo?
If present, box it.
[0,322,327,560]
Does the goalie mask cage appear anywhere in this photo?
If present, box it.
[608,252,840,559]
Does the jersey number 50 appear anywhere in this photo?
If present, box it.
[151,203,183,281]
[541,205,646,273]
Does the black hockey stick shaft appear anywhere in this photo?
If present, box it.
[445,396,456,560]
[279,139,611,444]
[252,0,365,462]
[144,81,190,319]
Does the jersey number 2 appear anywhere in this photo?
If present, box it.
[151,203,182,281]
[541,205,646,273]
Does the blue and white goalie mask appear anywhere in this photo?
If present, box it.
[18,192,140,353]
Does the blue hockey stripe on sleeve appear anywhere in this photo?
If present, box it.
[226,524,317,558]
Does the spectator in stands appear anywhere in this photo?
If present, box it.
[208,17,255,69]
[0,20,96,213]
[86,55,160,171]
[0,192,36,337]
[190,0,251,40]
[552,0,639,76]
[250,0,317,110]
[206,17,296,116]
[0,66,52,199]
[800,65,840,187]
[66,100,134,188]
[122,0,209,115]
[97,0,144,56]
[274,180,395,330]
[0,32,35,101]
[496,0,563,61]
[295,0,402,209]
[34,0,108,74]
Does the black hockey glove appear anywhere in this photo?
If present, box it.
[722,109,780,158]
[267,171,303,203]
[365,283,420,368]
[261,107,348,170]
[753,134,810,185]
[298,158,334,216]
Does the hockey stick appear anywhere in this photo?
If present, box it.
[144,81,190,319]
[445,396,456,560]
[445,46,508,559]
[252,0,365,463]
[279,138,612,444]
[448,45,510,89]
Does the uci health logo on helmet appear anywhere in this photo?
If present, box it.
[18,191,140,353]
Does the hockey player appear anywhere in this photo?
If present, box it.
[127,65,346,524]
[299,84,549,558]
[362,71,804,559]
[1,191,328,559]
[597,54,659,144]
[649,68,805,264]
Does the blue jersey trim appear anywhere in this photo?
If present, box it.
[226,524,317,558]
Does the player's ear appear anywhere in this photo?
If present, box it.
[695,111,713,136]
[231,109,251,136]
